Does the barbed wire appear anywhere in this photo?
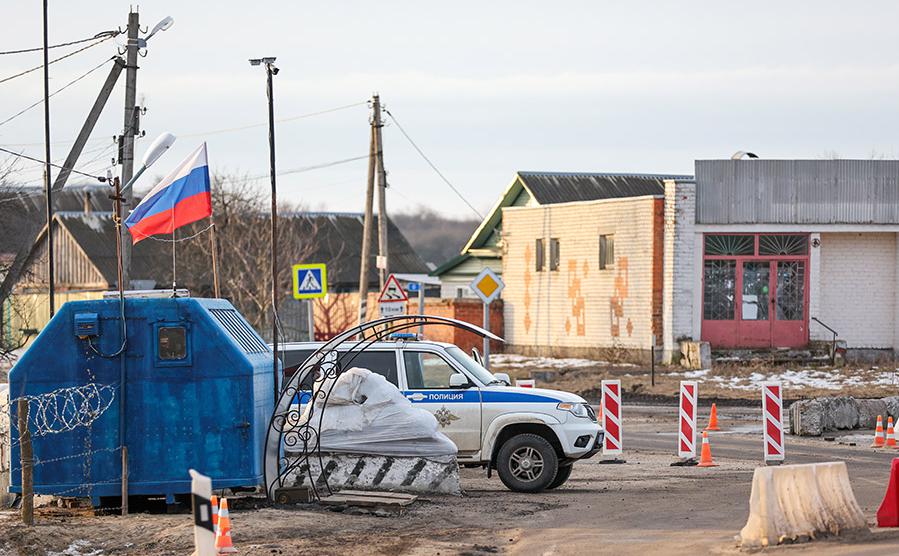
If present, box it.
[1,383,115,437]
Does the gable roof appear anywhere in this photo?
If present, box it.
[461,171,692,254]
[281,212,429,288]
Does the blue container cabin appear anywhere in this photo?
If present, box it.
[8,296,274,506]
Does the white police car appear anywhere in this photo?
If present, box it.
[280,337,603,492]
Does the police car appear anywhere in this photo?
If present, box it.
[280,337,603,492]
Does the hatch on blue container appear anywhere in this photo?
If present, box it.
[8,296,275,505]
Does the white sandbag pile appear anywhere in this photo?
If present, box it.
[739,461,868,548]
[285,368,461,495]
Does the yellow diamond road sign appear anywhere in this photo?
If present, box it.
[470,268,504,304]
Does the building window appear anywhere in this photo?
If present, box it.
[705,234,754,256]
[703,261,736,320]
[549,238,560,271]
[535,239,545,271]
[759,234,808,256]
[599,234,615,269]
[158,326,187,360]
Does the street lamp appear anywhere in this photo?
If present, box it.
[249,56,280,400]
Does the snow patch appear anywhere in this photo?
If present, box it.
[47,540,103,556]
[491,353,636,370]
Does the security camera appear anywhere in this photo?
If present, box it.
[270,66,280,75]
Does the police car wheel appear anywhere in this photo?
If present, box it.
[497,433,558,492]
[546,463,572,489]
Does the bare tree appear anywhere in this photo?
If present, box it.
[183,173,320,339]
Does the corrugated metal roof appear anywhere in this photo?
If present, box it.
[695,160,899,224]
[517,171,692,205]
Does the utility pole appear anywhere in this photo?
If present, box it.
[42,0,54,317]
[357,122,376,325]
[372,94,389,290]
[119,9,140,290]
[249,57,280,399]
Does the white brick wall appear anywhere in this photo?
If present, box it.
[662,180,696,361]
[815,232,896,348]
[501,196,661,351]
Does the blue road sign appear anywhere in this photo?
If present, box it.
[292,264,327,299]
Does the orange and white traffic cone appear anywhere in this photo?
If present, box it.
[211,495,219,533]
[872,415,886,448]
[887,417,897,448]
[696,431,718,467]
[214,498,238,554]
[705,403,720,432]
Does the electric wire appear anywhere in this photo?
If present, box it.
[0,34,116,86]
[179,101,368,138]
[0,56,116,128]
[0,146,106,182]
[0,30,119,56]
[382,108,483,219]
[241,155,370,184]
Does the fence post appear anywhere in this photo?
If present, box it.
[121,446,128,516]
[17,398,33,526]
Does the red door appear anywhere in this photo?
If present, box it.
[702,234,808,349]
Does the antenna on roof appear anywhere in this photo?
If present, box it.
[731,150,759,160]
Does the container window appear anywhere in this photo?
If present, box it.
[158,327,187,360]
[549,238,560,271]
[705,234,754,256]
[759,234,808,256]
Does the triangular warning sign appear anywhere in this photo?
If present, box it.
[378,274,409,303]
[299,270,322,292]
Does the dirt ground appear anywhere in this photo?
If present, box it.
[3,404,899,555]
[490,354,899,401]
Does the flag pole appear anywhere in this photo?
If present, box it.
[210,222,220,298]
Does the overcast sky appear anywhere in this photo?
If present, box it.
[2,2,899,218]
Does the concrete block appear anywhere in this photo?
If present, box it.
[884,396,899,422]
[284,452,461,496]
[739,462,868,548]
[857,399,889,429]
[820,396,859,431]
[790,399,824,436]
[680,341,711,370]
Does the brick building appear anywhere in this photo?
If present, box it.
[462,172,690,361]
[665,159,899,359]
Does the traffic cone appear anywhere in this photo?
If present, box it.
[214,498,238,554]
[696,431,718,467]
[872,415,886,448]
[705,403,720,431]
[598,401,604,422]
[888,417,897,448]
[211,495,219,533]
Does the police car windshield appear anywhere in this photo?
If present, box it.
[445,346,502,386]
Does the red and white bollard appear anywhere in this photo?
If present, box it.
[601,380,624,461]
[678,381,698,460]
[762,382,785,464]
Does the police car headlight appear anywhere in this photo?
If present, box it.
[557,402,591,419]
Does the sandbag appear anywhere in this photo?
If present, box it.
[300,367,458,458]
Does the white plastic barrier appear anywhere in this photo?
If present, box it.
[739,461,867,547]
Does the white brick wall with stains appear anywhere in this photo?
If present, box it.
[500,196,660,352]
[662,180,696,361]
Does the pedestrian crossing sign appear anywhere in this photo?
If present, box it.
[292,263,327,299]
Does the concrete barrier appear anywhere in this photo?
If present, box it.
[284,452,461,496]
[740,461,867,547]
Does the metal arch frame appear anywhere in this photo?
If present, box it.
[263,314,503,501]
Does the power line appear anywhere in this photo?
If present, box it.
[0,146,106,182]
[179,101,368,138]
[0,56,116,128]
[242,155,370,183]
[0,30,120,56]
[0,34,116,86]
[382,108,483,219]
[1,101,369,148]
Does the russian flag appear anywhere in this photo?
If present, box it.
[125,143,212,244]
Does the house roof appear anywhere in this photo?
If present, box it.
[517,171,692,204]
[281,212,429,288]
[461,171,692,254]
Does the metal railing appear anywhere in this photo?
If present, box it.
[810,317,839,365]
